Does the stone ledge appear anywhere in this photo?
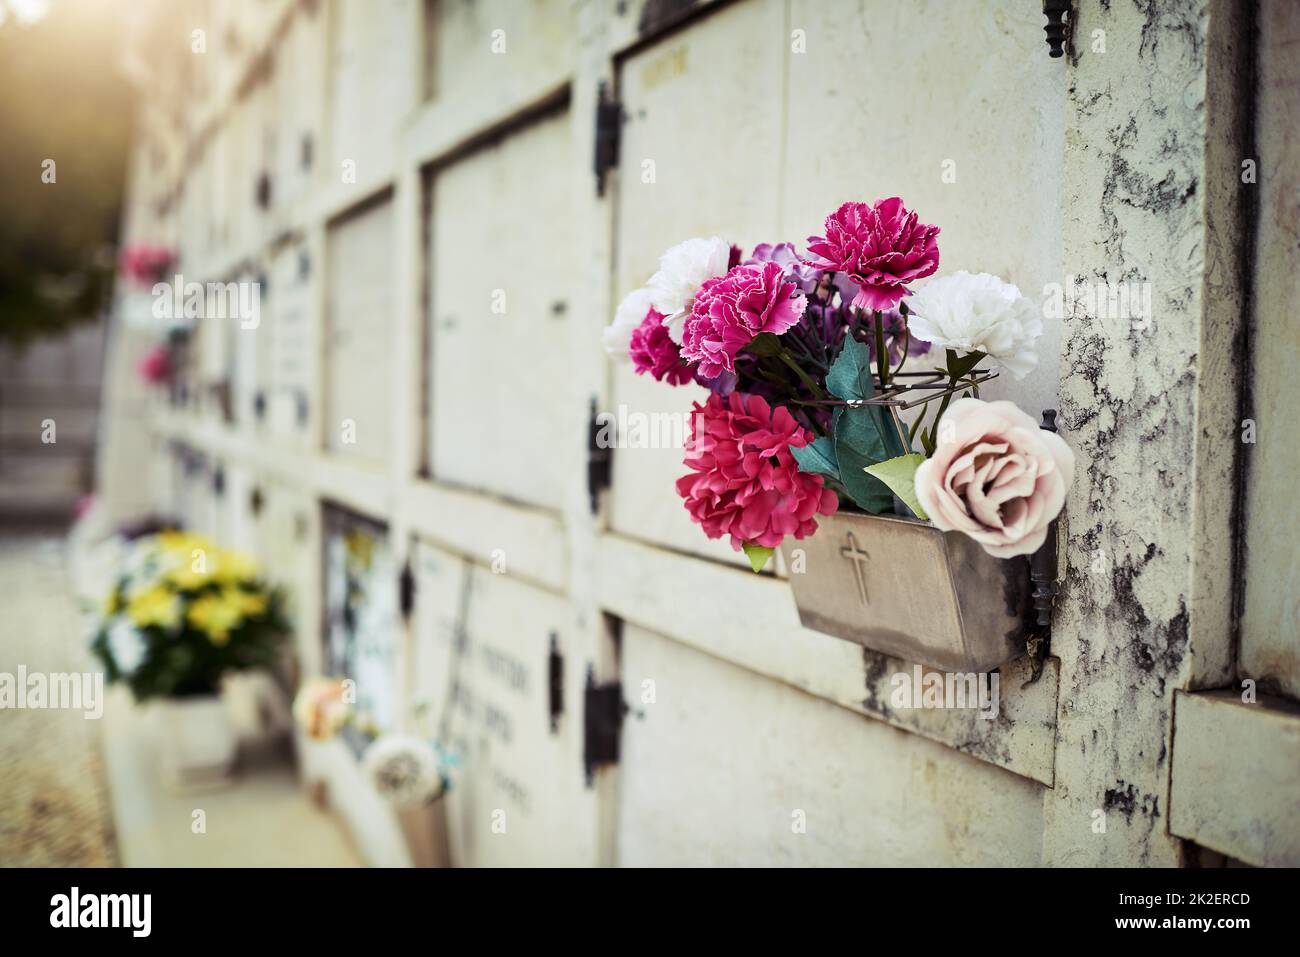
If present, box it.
[1170,689,1300,866]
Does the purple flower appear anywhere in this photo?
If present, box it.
[746,242,823,294]
[696,368,739,396]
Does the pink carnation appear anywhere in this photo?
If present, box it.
[676,392,838,551]
[629,307,695,385]
[680,262,807,379]
[120,243,176,288]
[136,343,173,385]
[803,198,940,311]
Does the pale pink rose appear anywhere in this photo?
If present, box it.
[914,398,1074,558]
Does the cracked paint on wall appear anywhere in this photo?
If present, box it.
[1045,0,1247,866]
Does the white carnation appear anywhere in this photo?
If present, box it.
[646,237,731,344]
[107,618,146,675]
[602,286,654,360]
[906,271,1044,379]
[362,734,443,806]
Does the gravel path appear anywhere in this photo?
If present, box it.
[0,528,117,867]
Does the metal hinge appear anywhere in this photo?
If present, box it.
[593,81,622,197]
[587,398,612,514]
[1030,408,1062,632]
[255,170,272,210]
[548,633,563,733]
[398,559,416,622]
[583,666,626,786]
[1042,0,1071,58]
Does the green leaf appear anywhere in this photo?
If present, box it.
[826,336,873,402]
[742,543,775,573]
[945,348,986,380]
[824,337,908,513]
[832,406,896,513]
[864,453,930,520]
[790,436,839,479]
[743,332,784,357]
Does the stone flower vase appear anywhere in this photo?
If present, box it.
[155,693,238,791]
[396,795,451,868]
[780,510,1032,673]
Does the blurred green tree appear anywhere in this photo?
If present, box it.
[0,0,130,346]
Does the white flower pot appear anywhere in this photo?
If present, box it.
[155,694,237,791]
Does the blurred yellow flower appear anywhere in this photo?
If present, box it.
[187,590,245,645]
[156,530,213,558]
[151,531,219,590]
[103,588,122,617]
[229,587,268,617]
[213,549,260,584]
[167,562,212,590]
[126,585,180,629]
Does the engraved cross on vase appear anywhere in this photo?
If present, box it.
[840,531,871,606]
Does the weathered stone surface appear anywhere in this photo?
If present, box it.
[98,0,1297,867]
[617,622,1046,866]
[1045,0,1248,865]
[1239,0,1300,700]
[1170,690,1300,866]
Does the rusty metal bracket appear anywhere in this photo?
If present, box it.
[1023,409,1063,686]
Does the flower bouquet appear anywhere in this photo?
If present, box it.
[604,198,1074,668]
[92,530,288,786]
[291,685,459,867]
[292,675,355,742]
[93,530,287,699]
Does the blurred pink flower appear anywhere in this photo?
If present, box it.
[681,262,806,379]
[803,198,940,311]
[136,344,173,385]
[629,306,695,385]
[676,392,838,551]
[119,243,176,288]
